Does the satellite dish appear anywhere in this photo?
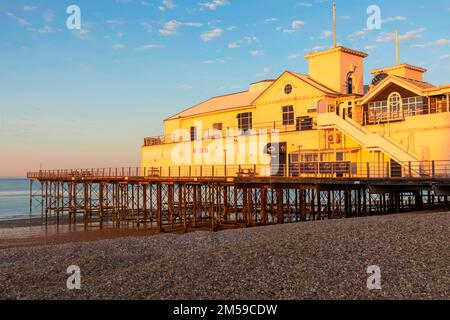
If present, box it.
[371,72,388,86]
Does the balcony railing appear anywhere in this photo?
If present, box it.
[143,119,317,147]
[27,160,450,180]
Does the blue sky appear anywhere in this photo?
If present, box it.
[0,0,449,176]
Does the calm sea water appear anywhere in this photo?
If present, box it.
[0,178,31,220]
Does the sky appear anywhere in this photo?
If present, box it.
[0,0,449,177]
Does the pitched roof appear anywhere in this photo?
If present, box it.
[288,72,340,95]
[359,74,436,105]
[394,76,434,89]
[166,83,272,120]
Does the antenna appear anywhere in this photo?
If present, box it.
[395,28,399,65]
[333,2,337,47]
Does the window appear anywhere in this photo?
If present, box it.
[284,84,293,95]
[296,116,313,131]
[388,92,402,119]
[402,97,423,117]
[282,106,294,125]
[237,112,252,132]
[213,123,223,131]
[346,73,353,94]
[190,126,197,141]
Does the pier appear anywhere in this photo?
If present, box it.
[27,162,450,233]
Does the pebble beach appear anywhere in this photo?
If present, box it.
[0,211,449,300]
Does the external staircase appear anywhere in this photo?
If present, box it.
[317,112,418,166]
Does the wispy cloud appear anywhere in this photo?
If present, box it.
[264,18,278,24]
[112,44,125,49]
[159,20,203,36]
[5,11,31,26]
[435,38,450,45]
[106,18,125,26]
[23,5,37,11]
[377,28,426,42]
[43,9,54,23]
[200,28,223,41]
[311,30,332,40]
[381,16,407,23]
[364,45,377,51]
[409,44,426,48]
[228,36,259,49]
[279,20,305,34]
[140,44,166,49]
[440,54,450,60]
[140,19,152,32]
[200,0,229,10]
[202,57,231,64]
[38,26,56,34]
[159,0,177,12]
[249,50,265,57]
[256,67,272,78]
[295,2,312,8]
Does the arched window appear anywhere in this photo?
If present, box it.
[346,73,353,94]
[388,92,402,119]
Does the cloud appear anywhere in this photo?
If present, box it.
[202,57,231,64]
[311,30,333,40]
[106,18,125,26]
[377,28,426,42]
[280,20,305,34]
[409,44,426,48]
[200,28,223,41]
[38,26,56,34]
[295,2,312,7]
[364,45,376,51]
[112,44,125,49]
[435,38,450,45]
[140,44,166,49]
[348,28,370,40]
[303,45,329,52]
[6,12,31,26]
[159,0,177,12]
[228,36,259,49]
[23,5,37,11]
[440,54,450,59]
[249,50,264,57]
[43,10,54,23]
[256,67,272,78]
[159,20,180,35]
[381,16,407,23]
[264,18,278,24]
[159,20,203,36]
[200,0,229,10]
[140,19,152,32]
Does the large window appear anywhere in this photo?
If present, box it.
[368,95,424,123]
[237,112,252,132]
[388,92,402,119]
[282,105,294,125]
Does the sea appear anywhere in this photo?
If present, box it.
[0,178,33,220]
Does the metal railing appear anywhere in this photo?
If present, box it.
[27,160,450,180]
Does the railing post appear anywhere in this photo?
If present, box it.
[189,166,192,177]
[254,164,257,177]
[432,161,435,178]
[367,162,370,178]
[200,166,203,177]
[212,165,215,178]
[168,167,171,177]
[408,162,412,178]
[179,166,181,177]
